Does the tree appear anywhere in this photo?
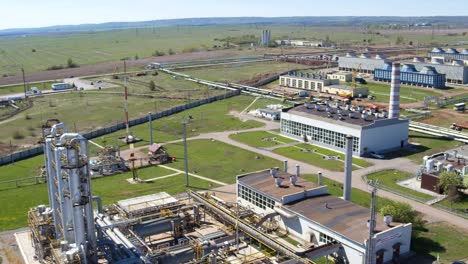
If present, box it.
[67,58,74,68]
[168,48,175,55]
[395,36,405,45]
[438,171,462,194]
[134,54,139,60]
[379,201,416,223]
[149,80,156,91]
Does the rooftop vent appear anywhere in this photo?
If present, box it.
[275,177,283,188]
[431,58,444,65]
[360,53,371,59]
[431,47,444,53]
[446,48,459,54]
[346,52,356,57]
[413,57,425,63]
[375,53,387,59]
[452,60,464,66]
[461,49,468,55]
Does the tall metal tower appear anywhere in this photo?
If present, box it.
[365,180,378,264]
[42,119,97,262]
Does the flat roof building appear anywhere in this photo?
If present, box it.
[374,63,446,88]
[338,53,391,73]
[280,103,409,156]
[427,47,468,62]
[237,169,412,264]
[327,72,353,82]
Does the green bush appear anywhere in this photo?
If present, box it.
[13,130,25,140]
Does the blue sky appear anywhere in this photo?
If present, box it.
[1,0,467,30]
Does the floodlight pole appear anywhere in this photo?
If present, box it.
[21,67,27,99]
[365,180,378,264]
[183,120,189,187]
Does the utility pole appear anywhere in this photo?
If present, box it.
[182,120,189,187]
[21,67,27,99]
[148,112,153,145]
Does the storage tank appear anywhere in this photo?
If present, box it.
[426,159,434,172]
[436,162,443,172]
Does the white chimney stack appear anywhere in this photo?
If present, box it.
[343,135,353,201]
[317,171,323,186]
[389,62,401,119]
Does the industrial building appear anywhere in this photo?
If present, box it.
[338,53,391,73]
[260,29,271,46]
[279,72,368,97]
[236,167,413,264]
[374,63,446,88]
[51,83,69,90]
[338,52,468,84]
[420,146,468,194]
[327,72,353,82]
[427,47,468,62]
[281,63,408,156]
[274,39,332,47]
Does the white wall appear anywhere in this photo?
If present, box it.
[361,120,409,153]
[372,223,412,263]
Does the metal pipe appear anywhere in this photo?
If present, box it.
[317,171,323,186]
[295,164,300,177]
[283,160,288,173]
[50,123,68,138]
[93,196,103,214]
[343,135,353,201]
[102,216,136,249]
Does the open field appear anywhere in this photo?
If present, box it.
[0,81,57,95]
[89,95,264,151]
[366,170,434,201]
[164,139,282,184]
[272,143,371,171]
[2,24,467,77]
[180,61,308,83]
[229,131,296,148]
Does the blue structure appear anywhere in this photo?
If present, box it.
[374,63,446,88]
[427,47,468,62]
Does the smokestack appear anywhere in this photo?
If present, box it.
[343,135,353,201]
[283,160,288,173]
[317,171,322,186]
[389,62,401,119]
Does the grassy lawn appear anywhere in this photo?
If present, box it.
[411,222,468,263]
[390,131,464,162]
[0,165,217,231]
[436,192,468,214]
[0,81,56,95]
[272,143,371,171]
[366,170,434,201]
[90,95,263,151]
[229,131,296,148]
[243,97,288,112]
[359,81,442,104]
[132,165,176,180]
[180,61,307,83]
[164,139,282,184]
[0,155,44,184]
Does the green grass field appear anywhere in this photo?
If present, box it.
[164,139,282,184]
[366,170,434,201]
[358,81,443,104]
[180,61,307,83]
[243,97,288,112]
[90,95,264,151]
[391,131,464,162]
[0,81,57,95]
[229,131,296,148]
[0,165,217,231]
[2,25,466,76]
[272,143,371,171]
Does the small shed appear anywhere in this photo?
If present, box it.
[453,103,465,111]
[258,108,281,120]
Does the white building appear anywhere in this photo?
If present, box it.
[237,169,412,264]
[258,108,281,120]
[280,104,409,156]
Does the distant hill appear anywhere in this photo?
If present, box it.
[1,16,468,36]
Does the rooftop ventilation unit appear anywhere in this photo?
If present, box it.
[346,52,356,57]
[375,53,387,59]
[413,57,425,63]
[431,58,444,65]
[452,60,464,66]
[431,47,444,53]
[360,53,371,59]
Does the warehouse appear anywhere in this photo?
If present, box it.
[374,63,446,88]
[338,53,468,84]
[280,103,408,156]
[236,168,413,264]
[327,72,353,82]
[427,47,468,62]
[279,72,339,90]
[338,53,390,73]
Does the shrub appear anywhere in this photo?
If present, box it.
[67,58,79,68]
[149,80,156,91]
[13,130,24,140]
[47,65,64,71]
[134,54,139,60]
[32,48,36,52]
[152,50,165,56]
[438,171,463,194]
[25,114,32,120]
[168,48,175,55]
[379,201,416,223]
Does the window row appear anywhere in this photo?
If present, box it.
[238,185,275,210]
[280,119,360,152]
